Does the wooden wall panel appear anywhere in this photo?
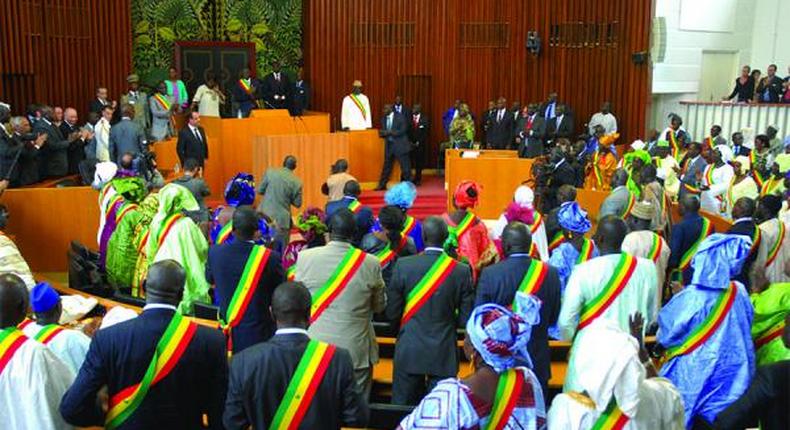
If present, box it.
[304,0,652,165]
[0,0,131,119]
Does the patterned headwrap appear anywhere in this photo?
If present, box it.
[295,207,328,242]
[690,233,752,289]
[112,176,148,203]
[384,181,417,209]
[599,132,620,147]
[147,183,200,264]
[466,293,541,373]
[624,149,651,167]
[224,173,256,207]
[557,202,591,234]
[453,180,481,209]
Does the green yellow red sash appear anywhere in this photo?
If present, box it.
[33,324,66,345]
[576,238,595,265]
[620,193,636,218]
[748,227,762,258]
[238,78,254,95]
[116,203,138,224]
[646,233,663,263]
[484,368,525,430]
[156,213,184,249]
[375,244,397,268]
[705,136,713,149]
[152,93,172,111]
[765,222,785,268]
[347,199,362,214]
[268,340,337,430]
[593,151,604,189]
[0,328,28,375]
[548,232,565,252]
[17,318,33,330]
[310,248,367,323]
[664,283,737,361]
[286,265,296,281]
[137,229,150,253]
[349,93,367,120]
[669,130,679,159]
[400,216,416,247]
[402,253,457,324]
[216,221,233,245]
[450,211,475,241]
[760,176,783,197]
[513,260,548,312]
[528,214,543,258]
[220,246,272,346]
[678,217,712,271]
[590,398,630,430]
[98,182,113,205]
[105,313,197,429]
[577,254,638,330]
[754,320,786,350]
[106,194,124,223]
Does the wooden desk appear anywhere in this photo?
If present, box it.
[346,129,401,186]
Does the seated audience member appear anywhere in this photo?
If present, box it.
[559,216,658,391]
[761,160,786,197]
[61,260,227,429]
[325,180,374,246]
[207,207,283,354]
[597,169,632,220]
[173,158,211,222]
[22,282,90,374]
[107,192,157,290]
[548,202,598,297]
[668,195,715,287]
[282,207,328,277]
[490,185,549,261]
[294,208,385,397]
[384,181,424,251]
[323,158,356,202]
[622,201,671,297]
[0,204,35,289]
[547,319,685,429]
[211,173,257,244]
[223,282,369,429]
[727,197,762,289]
[386,216,473,404]
[0,273,74,430]
[146,183,210,314]
[398,297,546,429]
[476,221,561,395]
[361,205,417,285]
[749,267,790,366]
[444,180,498,280]
[657,234,755,428]
[756,195,790,283]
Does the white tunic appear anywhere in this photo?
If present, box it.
[192,84,222,117]
[588,112,618,135]
[22,323,90,375]
[758,218,790,284]
[621,231,670,303]
[341,93,372,130]
[94,118,111,162]
[700,163,734,217]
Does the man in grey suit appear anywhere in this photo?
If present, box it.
[386,216,474,405]
[598,169,632,221]
[109,104,147,165]
[375,104,411,190]
[678,141,708,200]
[294,209,386,397]
[257,155,303,250]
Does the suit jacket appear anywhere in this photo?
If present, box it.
[379,113,410,156]
[385,250,474,376]
[256,167,303,230]
[598,185,632,220]
[408,112,430,144]
[176,125,208,166]
[516,114,546,158]
[33,119,70,177]
[714,360,789,430]
[120,90,150,131]
[9,133,41,185]
[290,80,311,115]
[732,145,752,158]
[669,213,715,284]
[325,197,374,246]
[88,98,110,114]
[261,72,291,109]
[0,129,18,182]
[206,241,284,353]
[109,118,146,164]
[223,332,369,429]
[475,255,561,393]
[59,121,86,175]
[679,155,708,198]
[755,76,785,103]
[392,103,410,118]
[539,101,558,119]
[60,308,227,429]
[486,109,514,149]
[727,219,759,289]
[547,114,574,140]
[232,78,260,116]
[296,241,386,369]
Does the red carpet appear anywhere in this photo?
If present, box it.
[359,175,446,220]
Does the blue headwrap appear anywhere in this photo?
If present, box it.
[224,173,256,207]
[466,293,541,373]
[30,282,59,313]
[690,233,752,289]
[557,202,591,234]
[384,181,417,209]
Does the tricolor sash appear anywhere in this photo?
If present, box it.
[664,283,737,361]
[575,238,595,265]
[152,93,172,111]
[703,164,715,187]
[215,221,233,245]
[577,254,638,330]
[593,152,605,189]
[156,213,184,249]
[646,233,663,263]
[17,318,33,330]
[682,182,701,195]
[33,324,66,345]
[136,229,150,253]
[754,320,786,351]
[760,177,783,197]
[590,398,631,430]
[548,232,565,252]
[669,131,680,159]
[375,243,398,268]
[484,368,525,430]
[748,227,762,258]
[513,259,548,312]
[400,216,417,247]
[765,222,785,268]
[238,79,254,95]
[347,199,362,214]
[449,211,475,242]
[286,265,296,281]
[402,253,457,324]
[106,194,125,223]
[98,182,113,205]
[349,93,367,120]
[678,217,713,271]
[105,313,197,429]
[220,246,272,341]
[0,328,28,375]
[620,193,636,219]
[268,340,337,430]
[528,214,543,258]
[310,248,367,323]
[705,136,714,149]
[116,203,138,224]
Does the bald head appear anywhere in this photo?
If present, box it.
[283,155,297,170]
[502,222,532,256]
[0,274,28,328]
[143,260,186,306]
[422,216,449,248]
[328,208,356,242]
[232,206,259,240]
[343,180,361,197]
[271,282,312,328]
[679,194,700,215]
[594,215,628,254]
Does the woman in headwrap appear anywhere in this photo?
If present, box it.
[548,319,685,429]
[748,268,790,366]
[698,145,735,217]
[97,175,147,270]
[398,294,546,429]
[725,155,759,218]
[384,182,423,251]
[449,104,475,149]
[210,173,258,245]
[282,207,328,279]
[490,185,549,261]
[106,190,156,289]
[361,205,417,285]
[548,202,598,295]
[147,183,210,314]
[584,133,618,191]
[657,234,756,427]
[444,180,498,280]
[622,149,651,198]
[130,193,160,297]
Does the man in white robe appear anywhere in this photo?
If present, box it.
[700,145,734,217]
[340,80,372,130]
[621,201,671,303]
[756,195,790,283]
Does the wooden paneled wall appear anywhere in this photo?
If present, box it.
[304,0,653,164]
[0,0,132,117]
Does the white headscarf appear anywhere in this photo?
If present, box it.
[514,185,534,208]
[734,155,751,173]
[715,144,733,164]
[92,161,118,189]
[630,140,646,151]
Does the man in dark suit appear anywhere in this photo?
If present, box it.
[207,207,284,353]
[261,61,291,110]
[727,197,760,289]
[290,67,311,116]
[33,105,81,178]
[109,104,147,165]
[755,64,785,103]
[60,260,227,429]
[8,116,45,186]
[232,68,260,118]
[546,103,574,144]
[376,104,411,190]
[325,180,374,246]
[60,108,91,175]
[678,141,708,200]
[516,103,546,158]
[486,97,514,149]
[392,95,410,118]
[475,222,561,395]
[386,216,474,405]
[539,92,559,120]
[731,131,752,158]
[177,110,208,168]
[408,103,430,185]
[88,86,113,114]
[668,195,716,286]
[223,281,369,429]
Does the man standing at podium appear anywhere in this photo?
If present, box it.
[341,80,371,131]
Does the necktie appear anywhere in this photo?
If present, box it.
[527,116,533,130]
[193,128,201,142]
[413,115,419,127]
[497,110,503,122]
